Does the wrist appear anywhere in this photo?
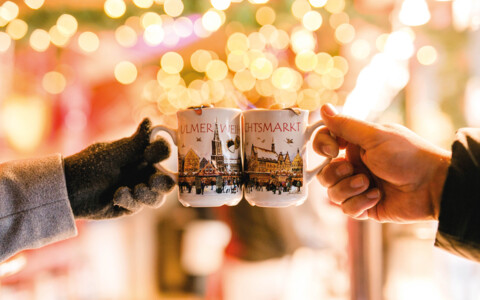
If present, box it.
[429,150,451,220]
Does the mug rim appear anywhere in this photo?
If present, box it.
[177,107,242,114]
[243,108,308,114]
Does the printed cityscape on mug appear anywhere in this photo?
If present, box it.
[244,121,305,198]
[177,118,242,197]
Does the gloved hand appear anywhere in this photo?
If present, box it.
[64,119,175,219]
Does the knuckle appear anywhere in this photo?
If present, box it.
[341,203,355,216]
[326,188,339,203]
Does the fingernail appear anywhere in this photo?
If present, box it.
[350,175,364,188]
[366,189,380,199]
[322,103,338,117]
[336,163,352,177]
[322,145,334,157]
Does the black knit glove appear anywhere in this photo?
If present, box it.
[64,119,175,219]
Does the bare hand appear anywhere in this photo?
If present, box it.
[314,104,451,223]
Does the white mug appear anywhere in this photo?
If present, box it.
[151,107,243,207]
[243,109,330,207]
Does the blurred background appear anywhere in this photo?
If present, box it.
[1,0,480,299]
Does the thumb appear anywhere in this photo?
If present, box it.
[320,104,380,149]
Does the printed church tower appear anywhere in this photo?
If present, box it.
[211,119,225,172]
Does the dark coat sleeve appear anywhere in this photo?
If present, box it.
[435,128,480,261]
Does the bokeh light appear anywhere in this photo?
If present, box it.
[250,57,273,80]
[228,32,249,52]
[57,14,78,36]
[164,0,184,17]
[115,25,137,47]
[0,32,12,52]
[399,0,431,27]
[49,26,70,47]
[309,0,327,8]
[157,69,182,89]
[295,50,318,72]
[133,0,154,9]
[335,23,355,44]
[161,51,184,74]
[174,17,194,37]
[256,6,275,25]
[270,29,290,49]
[297,88,320,110]
[78,31,100,53]
[104,0,127,19]
[24,0,45,10]
[0,17,7,28]
[42,71,67,94]
[206,60,228,81]
[0,1,19,22]
[114,61,138,84]
[191,49,213,72]
[193,18,211,38]
[272,67,296,90]
[248,0,269,4]
[227,51,249,72]
[291,28,316,53]
[350,39,371,60]
[248,32,266,50]
[333,56,348,74]
[141,12,162,29]
[291,0,311,20]
[376,33,389,52]
[233,69,256,91]
[322,68,344,89]
[302,11,323,31]
[143,24,165,46]
[211,0,231,11]
[202,9,223,32]
[29,29,50,52]
[384,30,415,60]
[417,45,438,65]
[314,52,334,74]
[6,19,28,40]
[325,0,345,14]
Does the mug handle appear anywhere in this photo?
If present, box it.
[150,125,179,183]
[304,119,332,184]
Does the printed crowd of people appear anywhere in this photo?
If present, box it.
[246,177,303,195]
[178,176,240,195]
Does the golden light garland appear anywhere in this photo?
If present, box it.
[0,0,441,117]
